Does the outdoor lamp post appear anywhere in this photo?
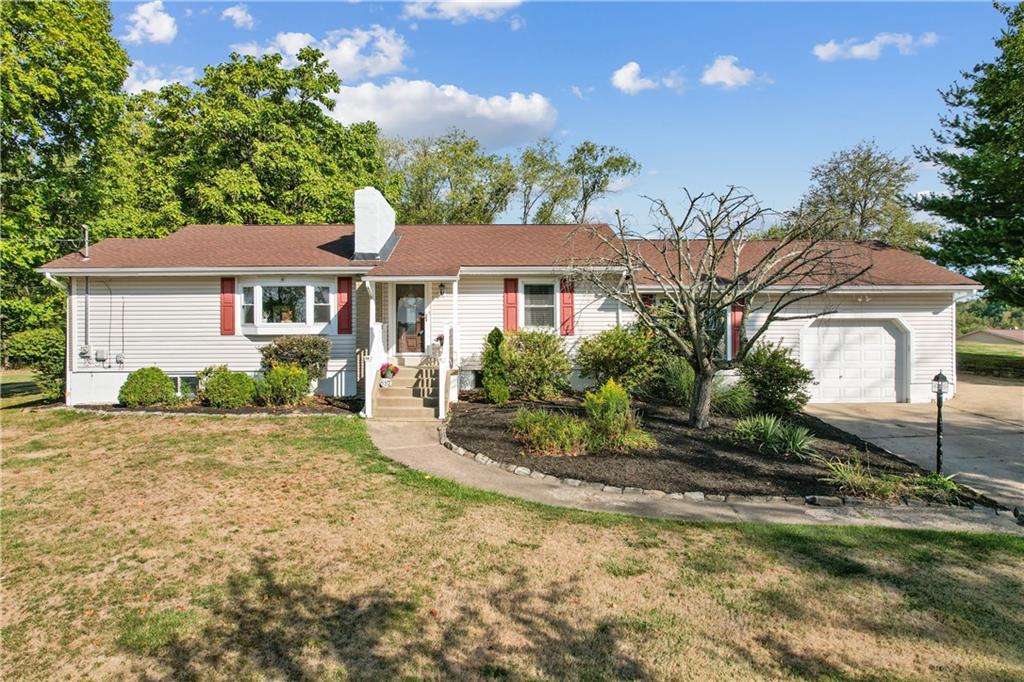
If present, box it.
[931,370,949,474]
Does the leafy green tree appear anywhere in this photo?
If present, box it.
[1,0,129,334]
[915,3,1024,305]
[513,138,577,223]
[957,295,1024,335]
[566,141,640,224]
[386,129,516,223]
[158,49,396,225]
[787,140,936,251]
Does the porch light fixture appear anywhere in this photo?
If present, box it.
[439,283,446,296]
[931,370,949,474]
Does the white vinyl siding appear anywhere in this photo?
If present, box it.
[455,275,621,367]
[67,276,358,403]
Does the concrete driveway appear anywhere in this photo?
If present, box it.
[807,373,1024,508]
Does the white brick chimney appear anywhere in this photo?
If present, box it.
[353,187,396,260]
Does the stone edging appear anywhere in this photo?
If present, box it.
[437,424,978,510]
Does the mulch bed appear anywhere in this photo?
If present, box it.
[74,395,362,416]
[446,396,984,505]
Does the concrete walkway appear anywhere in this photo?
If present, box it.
[808,373,1024,508]
[366,420,1023,535]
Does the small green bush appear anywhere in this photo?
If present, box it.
[481,327,510,404]
[203,370,256,408]
[582,378,632,445]
[256,363,310,406]
[3,327,65,400]
[196,365,229,403]
[119,367,176,407]
[576,326,659,394]
[660,357,753,417]
[259,336,330,379]
[509,408,590,456]
[820,456,962,502]
[504,330,570,400]
[739,341,814,415]
[733,414,815,458]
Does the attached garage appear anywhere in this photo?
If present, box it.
[802,319,907,403]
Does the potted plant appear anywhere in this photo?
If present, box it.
[379,362,399,388]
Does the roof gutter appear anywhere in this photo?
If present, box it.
[36,266,375,277]
[458,266,622,275]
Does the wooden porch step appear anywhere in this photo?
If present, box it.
[376,394,439,409]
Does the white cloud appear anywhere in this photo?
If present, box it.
[508,15,525,31]
[812,32,939,61]
[610,62,684,95]
[611,61,658,95]
[661,69,684,91]
[402,1,522,24]
[331,78,557,148]
[122,1,177,44]
[221,4,254,30]
[570,84,594,99]
[606,177,635,193]
[700,55,766,89]
[124,62,195,94]
[234,25,408,82]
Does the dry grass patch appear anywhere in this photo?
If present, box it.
[1,408,1023,680]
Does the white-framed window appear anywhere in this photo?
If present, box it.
[236,278,335,334]
[521,281,558,330]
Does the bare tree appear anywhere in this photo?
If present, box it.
[573,188,871,429]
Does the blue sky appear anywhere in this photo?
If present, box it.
[113,1,1006,225]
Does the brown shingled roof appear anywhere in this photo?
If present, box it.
[39,223,979,288]
[624,239,979,288]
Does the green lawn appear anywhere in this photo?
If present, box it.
[958,342,1024,377]
[2,391,1023,679]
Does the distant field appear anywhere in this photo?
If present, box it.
[957,342,1024,378]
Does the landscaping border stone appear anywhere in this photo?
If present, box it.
[437,423,984,510]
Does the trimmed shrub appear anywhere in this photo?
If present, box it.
[196,364,229,403]
[733,414,815,458]
[203,370,256,408]
[739,341,814,415]
[259,336,330,379]
[118,367,176,407]
[582,378,632,445]
[509,408,590,456]
[660,356,754,417]
[576,326,659,395]
[481,327,510,404]
[504,330,570,400]
[4,327,65,400]
[256,363,310,406]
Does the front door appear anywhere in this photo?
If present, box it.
[395,283,426,353]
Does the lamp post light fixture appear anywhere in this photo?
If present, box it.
[931,370,949,474]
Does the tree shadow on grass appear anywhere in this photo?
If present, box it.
[728,525,1024,675]
[151,555,650,681]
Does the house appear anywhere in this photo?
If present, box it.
[40,187,980,416]
[958,328,1024,346]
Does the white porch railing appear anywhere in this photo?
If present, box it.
[433,324,458,420]
[362,321,386,418]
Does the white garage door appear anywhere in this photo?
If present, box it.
[804,321,900,403]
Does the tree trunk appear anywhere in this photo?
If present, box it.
[689,367,716,429]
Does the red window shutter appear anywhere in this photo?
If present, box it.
[503,278,518,332]
[559,279,575,336]
[337,277,353,334]
[730,303,743,357]
[220,278,235,336]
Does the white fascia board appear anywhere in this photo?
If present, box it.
[458,266,621,276]
[37,266,374,276]
[761,284,982,294]
[363,275,459,282]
